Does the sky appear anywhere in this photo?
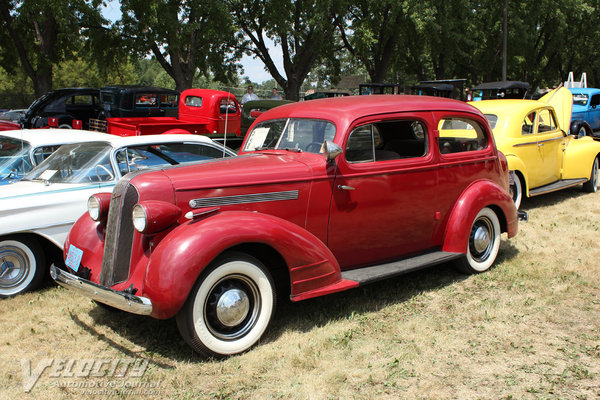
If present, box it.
[100,2,282,83]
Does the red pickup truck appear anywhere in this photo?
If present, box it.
[104,88,242,144]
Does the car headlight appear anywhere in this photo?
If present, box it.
[87,193,111,221]
[132,204,147,232]
[132,201,182,234]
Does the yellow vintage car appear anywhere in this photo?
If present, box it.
[471,87,600,208]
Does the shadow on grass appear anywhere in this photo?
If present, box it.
[77,255,517,363]
[520,186,590,211]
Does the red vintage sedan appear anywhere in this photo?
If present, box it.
[52,95,520,357]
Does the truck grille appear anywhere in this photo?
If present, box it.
[99,177,139,286]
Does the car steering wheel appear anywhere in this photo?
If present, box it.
[304,142,323,153]
[95,164,114,181]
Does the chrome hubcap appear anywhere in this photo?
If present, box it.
[469,217,494,262]
[0,246,29,289]
[216,289,250,327]
[204,274,260,341]
[473,226,491,253]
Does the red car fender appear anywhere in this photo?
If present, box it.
[63,213,105,279]
[442,179,517,254]
[143,211,344,319]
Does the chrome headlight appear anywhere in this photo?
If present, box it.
[132,204,147,232]
[87,193,111,221]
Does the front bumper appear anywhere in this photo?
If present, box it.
[50,264,153,316]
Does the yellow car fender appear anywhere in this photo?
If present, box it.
[561,136,600,180]
[504,154,529,195]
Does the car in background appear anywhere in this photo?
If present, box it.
[240,99,293,136]
[0,121,20,131]
[0,129,119,185]
[471,87,600,208]
[568,87,600,137]
[21,88,101,130]
[0,109,26,123]
[0,132,236,297]
[53,95,518,357]
[471,81,529,101]
[97,85,179,119]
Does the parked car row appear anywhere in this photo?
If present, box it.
[2,89,598,358]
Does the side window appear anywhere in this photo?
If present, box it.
[161,94,178,107]
[346,119,428,163]
[185,96,203,107]
[438,117,488,154]
[153,143,231,163]
[220,99,238,114]
[522,112,535,135]
[537,109,557,133]
[591,94,600,107]
[72,95,93,105]
[135,94,158,107]
[33,146,60,164]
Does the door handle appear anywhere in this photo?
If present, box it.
[537,143,544,147]
[337,185,355,191]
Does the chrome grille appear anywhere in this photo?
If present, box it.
[99,178,139,286]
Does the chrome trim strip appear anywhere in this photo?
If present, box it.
[513,136,563,147]
[190,190,299,208]
[50,264,152,316]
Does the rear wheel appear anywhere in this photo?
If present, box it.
[0,237,46,297]
[509,172,523,209]
[454,207,501,274]
[176,252,276,357]
[582,157,599,193]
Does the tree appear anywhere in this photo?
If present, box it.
[119,0,242,91]
[229,0,345,101]
[337,0,407,83]
[0,0,105,96]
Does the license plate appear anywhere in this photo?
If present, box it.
[65,244,83,272]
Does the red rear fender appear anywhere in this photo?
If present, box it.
[442,179,517,254]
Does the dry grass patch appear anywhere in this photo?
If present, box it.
[1,187,600,399]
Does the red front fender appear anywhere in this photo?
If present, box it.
[442,179,518,254]
[142,211,352,319]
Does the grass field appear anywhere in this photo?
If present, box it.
[1,187,599,399]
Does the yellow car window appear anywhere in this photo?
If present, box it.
[522,112,535,135]
[537,109,557,133]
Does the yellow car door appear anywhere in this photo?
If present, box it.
[534,107,563,186]
[516,110,546,187]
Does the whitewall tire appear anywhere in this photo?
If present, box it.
[0,237,46,297]
[454,207,501,274]
[176,252,276,357]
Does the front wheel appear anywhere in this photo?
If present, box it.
[0,237,46,297]
[454,207,501,274]
[582,157,599,193]
[176,252,276,357]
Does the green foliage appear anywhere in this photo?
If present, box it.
[118,0,242,90]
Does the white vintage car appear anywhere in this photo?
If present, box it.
[0,129,114,185]
[0,131,236,297]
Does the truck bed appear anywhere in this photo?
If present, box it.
[106,117,209,136]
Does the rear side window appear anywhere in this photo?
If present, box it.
[537,109,557,133]
[185,96,203,107]
[346,120,428,163]
[438,118,488,154]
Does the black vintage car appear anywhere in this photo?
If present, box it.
[99,85,179,118]
[22,88,101,129]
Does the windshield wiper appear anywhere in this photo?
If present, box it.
[255,147,301,152]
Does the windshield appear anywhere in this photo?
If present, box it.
[572,93,589,106]
[243,118,336,153]
[0,137,32,179]
[23,142,114,184]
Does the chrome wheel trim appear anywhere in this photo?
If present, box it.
[0,241,34,295]
[469,216,494,263]
[510,173,522,209]
[204,274,261,341]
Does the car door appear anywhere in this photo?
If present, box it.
[535,107,563,185]
[217,97,240,134]
[589,93,600,131]
[328,114,437,269]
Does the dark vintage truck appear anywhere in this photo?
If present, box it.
[53,95,520,357]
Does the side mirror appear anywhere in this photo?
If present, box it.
[324,140,343,162]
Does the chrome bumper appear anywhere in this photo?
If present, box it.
[50,264,153,316]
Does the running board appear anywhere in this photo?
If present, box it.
[528,178,587,196]
[341,251,463,286]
